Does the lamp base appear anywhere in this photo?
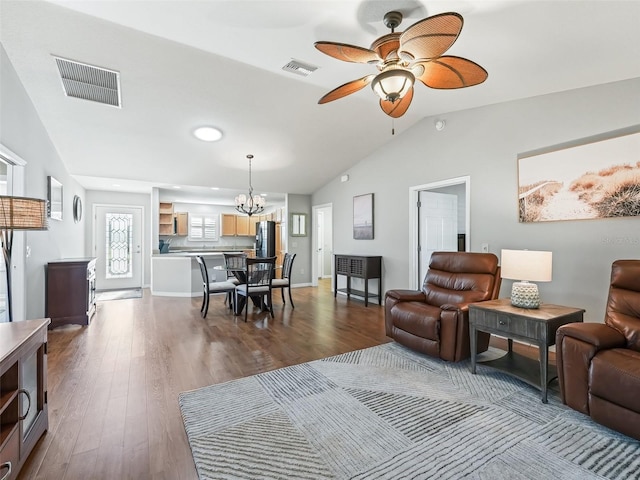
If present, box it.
[510,281,540,309]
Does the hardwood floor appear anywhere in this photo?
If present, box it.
[19,280,390,479]
[20,280,548,479]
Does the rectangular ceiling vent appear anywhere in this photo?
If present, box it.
[54,56,121,107]
[282,59,318,77]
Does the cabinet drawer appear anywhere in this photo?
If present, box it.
[0,425,19,480]
[471,310,510,330]
[472,309,541,339]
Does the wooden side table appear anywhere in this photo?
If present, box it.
[469,298,584,403]
[333,255,382,306]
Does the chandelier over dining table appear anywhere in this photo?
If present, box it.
[235,154,265,216]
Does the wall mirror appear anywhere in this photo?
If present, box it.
[47,176,63,220]
[290,213,307,237]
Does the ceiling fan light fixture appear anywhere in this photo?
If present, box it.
[371,69,414,103]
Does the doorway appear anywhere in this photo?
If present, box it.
[311,203,333,287]
[409,176,470,289]
[0,144,27,322]
[93,205,143,291]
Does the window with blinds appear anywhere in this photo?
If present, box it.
[188,214,218,241]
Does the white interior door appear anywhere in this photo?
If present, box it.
[94,205,143,291]
[311,203,333,287]
[317,211,325,278]
[419,191,458,284]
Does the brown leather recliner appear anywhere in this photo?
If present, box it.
[556,259,640,440]
[385,252,501,362]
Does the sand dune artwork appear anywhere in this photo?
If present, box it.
[518,131,640,223]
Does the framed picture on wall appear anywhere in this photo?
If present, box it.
[518,129,640,223]
[47,176,63,220]
[353,193,374,240]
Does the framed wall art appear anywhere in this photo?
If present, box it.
[353,193,374,239]
[47,176,63,221]
[518,129,640,223]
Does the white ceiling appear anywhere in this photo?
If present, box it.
[1,0,640,202]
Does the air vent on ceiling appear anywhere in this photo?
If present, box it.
[54,56,121,107]
[282,59,318,77]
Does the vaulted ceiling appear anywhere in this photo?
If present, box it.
[1,0,639,202]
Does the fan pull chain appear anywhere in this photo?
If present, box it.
[392,119,395,135]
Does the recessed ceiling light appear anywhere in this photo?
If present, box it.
[193,126,223,142]
[210,187,220,190]
[173,185,181,189]
[112,183,121,187]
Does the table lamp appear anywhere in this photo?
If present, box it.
[0,196,48,322]
[501,249,552,309]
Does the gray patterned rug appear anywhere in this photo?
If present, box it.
[179,343,640,480]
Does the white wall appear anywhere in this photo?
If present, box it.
[287,193,312,285]
[312,78,640,323]
[1,46,87,319]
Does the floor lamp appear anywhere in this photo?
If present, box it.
[0,196,47,322]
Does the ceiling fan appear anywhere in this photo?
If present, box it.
[315,11,487,118]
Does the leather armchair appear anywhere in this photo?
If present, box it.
[556,259,640,440]
[385,252,501,362]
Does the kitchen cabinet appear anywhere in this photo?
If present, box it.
[221,214,237,236]
[0,318,49,480]
[46,258,97,329]
[175,212,188,236]
[236,215,250,236]
[221,214,256,237]
[159,202,174,235]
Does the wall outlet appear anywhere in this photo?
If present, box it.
[481,243,489,253]
[300,268,304,275]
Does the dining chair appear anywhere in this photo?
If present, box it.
[223,253,245,284]
[235,256,276,322]
[272,252,296,308]
[196,256,237,318]
[222,252,245,304]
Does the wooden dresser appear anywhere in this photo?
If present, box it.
[46,258,97,329]
[0,318,50,480]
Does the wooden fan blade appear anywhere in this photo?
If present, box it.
[318,75,375,104]
[415,56,487,89]
[399,12,463,61]
[314,41,379,63]
[380,87,414,118]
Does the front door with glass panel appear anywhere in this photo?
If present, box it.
[94,205,143,290]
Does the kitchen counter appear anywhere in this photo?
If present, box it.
[151,252,230,297]
[152,250,250,258]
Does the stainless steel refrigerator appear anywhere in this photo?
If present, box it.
[255,220,276,258]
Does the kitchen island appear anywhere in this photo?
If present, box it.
[151,250,251,297]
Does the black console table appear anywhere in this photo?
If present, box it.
[334,255,382,306]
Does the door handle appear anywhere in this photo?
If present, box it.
[1,461,12,480]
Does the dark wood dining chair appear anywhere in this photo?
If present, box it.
[196,256,236,318]
[222,253,245,285]
[272,252,296,308]
[235,256,276,322]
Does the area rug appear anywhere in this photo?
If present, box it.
[179,343,640,480]
[95,288,142,302]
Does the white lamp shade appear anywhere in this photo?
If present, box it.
[235,194,247,205]
[501,249,552,282]
[371,69,414,103]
